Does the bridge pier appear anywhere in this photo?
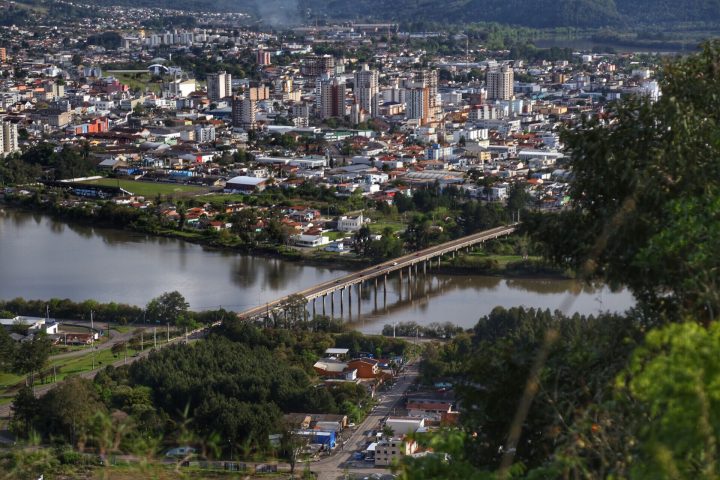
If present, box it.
[423,261,427,275]
[414,263,418,276]
[322,294,326,316]
[383,275,387,305]
[312,298,316,318]
[331,291,334,317]
[358,283,362,315]
[348,284,352,312]
[340,287,344,316]
[374,278,378,310]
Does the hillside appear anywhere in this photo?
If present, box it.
[33,0,720,28]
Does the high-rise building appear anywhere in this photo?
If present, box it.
[302,55,336,77]
[406,87,430,124]
[207,71,232,102]
[410,69,440,122]
[247,85,270,101]
[0,118,19,156]
[319,78,346,119]
[256,49,271,66]
[0,48,7,63]
[486,65,514,100]
[231,96,256,130]
[354,64,380,118]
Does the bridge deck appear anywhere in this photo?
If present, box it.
[234,224,517,321]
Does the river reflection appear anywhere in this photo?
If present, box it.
[0,209,635,332]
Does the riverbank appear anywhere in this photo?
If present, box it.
[1,198,561,279]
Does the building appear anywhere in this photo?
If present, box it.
[406,87,430,124]
[374,437,418,467]
[486,65,514,100]
[337,213,364,232]
[1,118,19,156]
[0,47,6,63]
[207,71,232,102]
[319,78,346,119]
[165,78,196,97]
[231,96,257,130]
[248,85,270,101]
[257,48,271,66]
[354,64,379,117]
[0,316,59,335]
[302,55,335,77]
[194,125,216,143]
[225,176,269,193]
[293,234,330,248]
[385,417,425,436]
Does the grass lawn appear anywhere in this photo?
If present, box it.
[85,178,207,197]
[112,72,162,94]
[196,193,249,206]
[460,252,542,267]
[369,219,406,234]
[325,231,348,241]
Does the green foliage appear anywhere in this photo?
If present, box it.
[145,291,189,325]
[12,333,52,383]
[39,377,107,444]
[526,41,720,321]
[620,321,720,479]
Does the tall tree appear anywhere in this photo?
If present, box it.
[146,291,190,325]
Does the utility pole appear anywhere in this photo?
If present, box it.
[91,310,95,370]
[166,323,170,343]
[153,327,157,348]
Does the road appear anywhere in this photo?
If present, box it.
[0,330,197,418]
[231,224,517,323]
[312,361,420,480]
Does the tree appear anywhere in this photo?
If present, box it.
[618,321,720,479]
[0,327,16,372]
[10,386,39,438]
[525,41,720,321]
[353,225,372,255]
[13,333,52,386]
[404,215,432,251]
[146,291,190,325]
[41,377,108,444]
[281,423,309,477]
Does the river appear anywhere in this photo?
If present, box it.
[0,209,635,333]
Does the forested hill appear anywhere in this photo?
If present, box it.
[68,0,720,28]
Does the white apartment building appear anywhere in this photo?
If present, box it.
[207,71,232,102]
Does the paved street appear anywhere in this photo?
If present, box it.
[312,361,419,480]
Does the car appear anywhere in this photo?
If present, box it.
[392,262,398,266]
[348,422,356,428]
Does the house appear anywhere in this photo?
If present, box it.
[337,213,365,232]
[292,234,330,248]
[406,399,454,421]
[374,436,418,466]
[313,359,348,376]
[0,316,59,335]
[347,358,380,379]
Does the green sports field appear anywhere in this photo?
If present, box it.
[85,178,207,197]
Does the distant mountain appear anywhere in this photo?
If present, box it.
[82,0,720,28]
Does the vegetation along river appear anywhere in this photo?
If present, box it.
[0,210,635,333]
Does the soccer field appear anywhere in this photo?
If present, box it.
[86,178,207,196]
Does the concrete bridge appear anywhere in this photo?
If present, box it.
[232,224,518,323]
